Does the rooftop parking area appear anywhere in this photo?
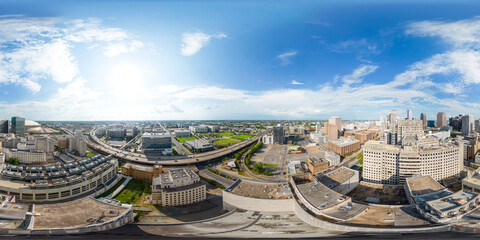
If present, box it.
[406,176,445,196]
[318,167,356,189]
[296,181,349,210]
[33,197,128,229]
[226,179,291,199]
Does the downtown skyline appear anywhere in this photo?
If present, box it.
[1,0,480,120]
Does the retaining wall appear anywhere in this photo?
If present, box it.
[223,190,294,212]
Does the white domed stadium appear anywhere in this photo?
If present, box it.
[25,120,42,134]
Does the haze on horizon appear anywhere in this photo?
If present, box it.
[1,0,480,121]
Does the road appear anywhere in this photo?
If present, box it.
[160,124,192,155]
[87,128,267,166]
[198,168,234,187]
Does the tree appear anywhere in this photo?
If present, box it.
[253,162,263,173]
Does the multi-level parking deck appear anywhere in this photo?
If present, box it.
[0,155,121,203]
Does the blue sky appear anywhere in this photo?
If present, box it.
[1,0,480,120]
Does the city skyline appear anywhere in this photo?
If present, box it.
[2,1,480,120]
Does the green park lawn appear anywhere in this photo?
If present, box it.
[213,138,239,146]
[219,132,235,137]
[232,134,254,140]
[176,137,196,142]
[262,163,279,168]
[114,179,151,204]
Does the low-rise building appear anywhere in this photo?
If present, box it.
[151,169,206,206]
[328,138,360,156]
[310,132,329,143]
[307,156,329,175]
[3,150,46,164]
[121,163,162,182]
[184,139,214,152]
[262,134,274,144]
[142,132,172,155]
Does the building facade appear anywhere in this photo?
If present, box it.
[420,113,427,128]
[328,138,360,156]
[437,112,447,128]
[11,117,25,137]
[151,169,206,206]
[462,115,475,135]
[121,163,162,182]
[363,140,463,185]
[273,125,285,144]
[142,132,172,154]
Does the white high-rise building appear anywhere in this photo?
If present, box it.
[363,140,463,185]
[69,130,86,156]
[407,109,412,120]
[35,137,55,153]
[462,115,475,135]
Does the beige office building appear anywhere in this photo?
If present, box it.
[151,169,206,206]
[362,140,463,185]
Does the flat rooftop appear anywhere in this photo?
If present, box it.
[329,138,359,147]
[426,190,477,213]
[33,197,128,229]
[226,179,291,199]
[318,167,356,189]
[406,176,445,196]
[296,181,349,210]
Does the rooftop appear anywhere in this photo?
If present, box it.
[406,176,445,196]
[318,167,356,189]
[427,190,477,213]
[295,180,349,210]
[225,179,291,199]
[329,138,359,147]
[33,197,129,229]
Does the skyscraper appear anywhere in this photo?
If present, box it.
[273,124,285,144]
[420,113,427,128]
[437,112,447,128]
[407,110,412,120]
[462,115,475,135]
[328,116,343,132]
[11,117,25,137]
[0,120,8,134]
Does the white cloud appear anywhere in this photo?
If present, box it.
[103,40,144,57]
[180,32,227,56]
[277,51,297,65]
[0,15,143,93]
[341,65,378,85]
[395,18,480,94]
[290,80,304,85]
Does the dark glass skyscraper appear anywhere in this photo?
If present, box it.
[0,120,8,134]
[11,117,25,137]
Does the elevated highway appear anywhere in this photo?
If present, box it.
[87,129,265,166]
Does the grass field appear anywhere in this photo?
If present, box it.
[213,138,239,146]
[84,152,95,158]
[232,134,254,140]
[114,179,151,204]
[263,163,279,168]
[219,132,235,137]
[176,136,196,142]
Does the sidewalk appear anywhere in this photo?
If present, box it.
[107,176,132,199]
